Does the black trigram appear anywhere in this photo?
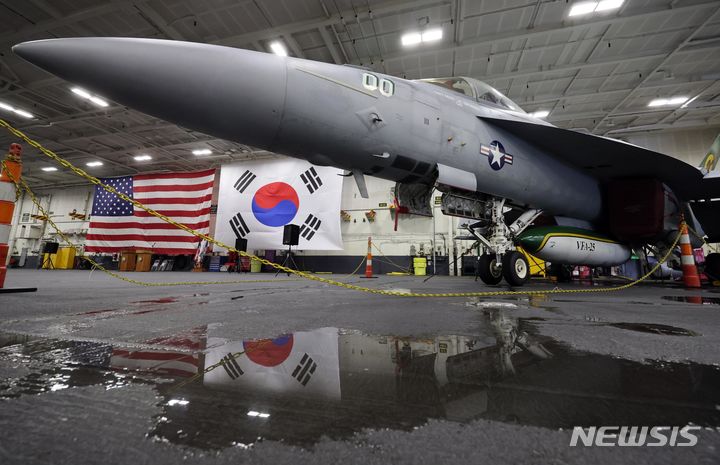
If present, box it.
[299,214,321,240]
[220,353,244,380]
[291,353,316,386]
[230,213,250,238]
[300,167,323,194]
[234,170,256,193]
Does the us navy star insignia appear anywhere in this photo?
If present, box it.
[480,140,514,171]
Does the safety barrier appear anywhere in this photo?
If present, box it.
[0,143,23,288]
[0,118,685,297]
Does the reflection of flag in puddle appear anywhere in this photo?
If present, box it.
[292,354,317,386]
[220,353,244,379]
[110,326,206,378]
[111,349,199,377]
[204,327,340,400]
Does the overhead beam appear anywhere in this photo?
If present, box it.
[356,1,720,66]
[213,0,445,48]
[0,1,150,45]
[591,6,720,132]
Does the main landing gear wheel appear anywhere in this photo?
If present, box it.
[478,254,503,285]
[502,251,530,286]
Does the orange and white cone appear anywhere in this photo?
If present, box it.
[361,236,376,278]
[0,143,23,288]
[679,223,701,289]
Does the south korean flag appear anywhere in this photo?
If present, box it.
[216,158,343,250]
[204,327,341,400]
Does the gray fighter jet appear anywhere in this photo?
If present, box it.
[12,38,720,286]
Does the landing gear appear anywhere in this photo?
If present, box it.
[502,251,530,286]
[478,254,503,285]
[462,197,542,287]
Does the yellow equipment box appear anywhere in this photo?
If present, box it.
[42,246,76,269]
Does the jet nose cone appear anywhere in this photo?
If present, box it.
[13,37,287,149]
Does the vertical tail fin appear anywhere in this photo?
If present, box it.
[699,134,720,177]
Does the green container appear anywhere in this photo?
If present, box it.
[250,258,262,273]
[414,266,427,276]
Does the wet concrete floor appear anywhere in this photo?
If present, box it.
[1,270,720,464]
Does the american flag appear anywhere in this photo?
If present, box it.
[85,169,215,255]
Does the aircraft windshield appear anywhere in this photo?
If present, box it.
[420,78,475,99]
[419,77,524,113]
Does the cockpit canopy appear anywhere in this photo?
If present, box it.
[418,77,524,113]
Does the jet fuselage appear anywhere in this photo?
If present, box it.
[13,38,603,221]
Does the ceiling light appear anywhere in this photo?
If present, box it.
[192,148,212,156]
[134,154,152,161]
[71,88,91,99]
[596,0,624,11]
[41,167,58,172]
[401,32,422,46]
[270,41,288,57]
[247,411,260,417]
[0,100,35,119]
[648,97,688,107]
[530,110,550,118]
[71,87,110,108]
[569,1,623,17]
[88,96,108,107]
[421,28,443,42]
[86,161,103,167]
[569,2,598,16]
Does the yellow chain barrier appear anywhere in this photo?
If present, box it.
[0,119,685,297]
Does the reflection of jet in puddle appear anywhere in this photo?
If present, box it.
[147,312,553,447]
[2,312,719,450]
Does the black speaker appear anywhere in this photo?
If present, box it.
[282,224,300,246]
[234,238,247,252]
[43,242,59,254]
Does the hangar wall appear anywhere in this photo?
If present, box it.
[620,126,720,166]
[7,126,718,266]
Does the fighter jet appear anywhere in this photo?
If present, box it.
[12,38,720,286]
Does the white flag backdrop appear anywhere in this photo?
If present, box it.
[216,159,343,250]
[204,327,341,400]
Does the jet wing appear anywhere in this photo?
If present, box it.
[479,116,715,201]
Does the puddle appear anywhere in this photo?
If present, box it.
[607,322,700,337]
[662,296,720,305]
[1,313,719,450]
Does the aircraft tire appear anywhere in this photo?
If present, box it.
[478,254,503,285]
[503,251,530,286]
[705,253,720,280]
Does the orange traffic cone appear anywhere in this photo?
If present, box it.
[0,143,36,293]
[360,236,377,278]
[679,223,701,289]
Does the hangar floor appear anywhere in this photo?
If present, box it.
[1,270,719,464]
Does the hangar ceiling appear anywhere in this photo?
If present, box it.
[0,0,718,187]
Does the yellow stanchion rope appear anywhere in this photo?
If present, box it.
[0,119,684,297]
